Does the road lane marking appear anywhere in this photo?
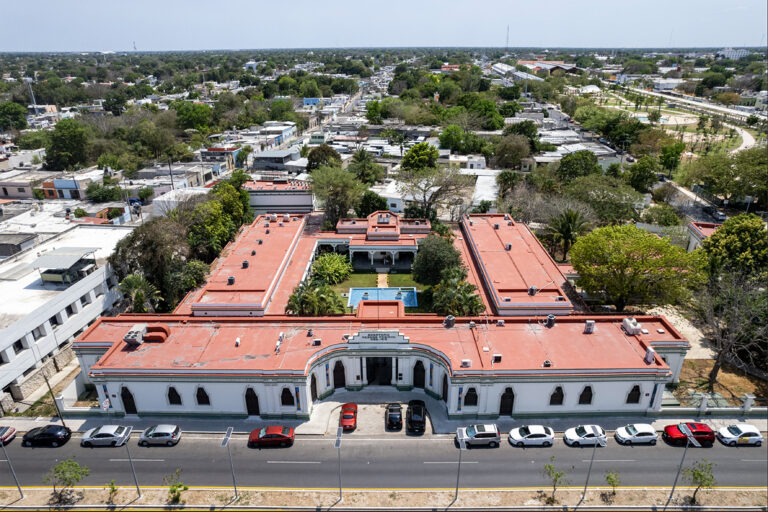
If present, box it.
[266,461,321,464]
[581,459,636,462]
[423,461,479,464]
[109,459,165,462]
[740,459,767,462]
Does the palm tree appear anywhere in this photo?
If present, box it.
[119,274,162,313]
[546,210,590,261]
[285,282,344,316]
[349,148,384,184]
[433,268,484,316]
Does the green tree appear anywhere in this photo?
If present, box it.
[103,89,127,116]
[311,253,352,285]
[660,142,686,175]
[16,130,51,149]
[571,224,706,311]
[235,145,252,168]
[356,189,388,217]
[187,200,236,262]
[164,469,189,505]
[496,169,522,199]
[348,148,385,184]
[0,101,28,130]
[381,128,408,157]
[119,274,163,313]
[683,459,715,504]
[702,214,768,277]
[307,144,342,171]
[546,209,590,261]
[45,118,89,170]
[310,165,365,227]
[74,207,87,218]
[556,150,601,182]
[493,134,530,169]
[565,175,642,224]
[642,204,682,226]
[647,109,661,125]
[85,182,123,202]
[432,269,485,316]
[543,456,568,504]
[605,472,620,496]
[439,124,464,152]
[171,101,212,131]
[398,165,471,221]
[627,156,661,193]
[412,234,463,285]
[401,141,439,170]
[138,186,154,202]
[107,207,124,220]
[689,153,742,202]
[366,100,382,124]
[735,146,768,208]
[285,281,345,316]
[502,120,539,151]
[44,458,90,502]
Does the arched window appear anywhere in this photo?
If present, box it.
[196,387,210,406]
[464,387,478,407]
[281,387,295,406]
[550,386,564,405]
[168,387,182,405]
[626,385,641,404]
[578,386,593,405]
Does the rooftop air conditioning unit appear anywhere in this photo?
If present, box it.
[227,276,235,285]
[644,347,656,364]
[342,334,350,341]
[312,338,322,346]
[461,359,472,368]
[584,320,595,334]
[270,214,278,222]
[622,317,642,335]
[492,354,502,364]
[123,324,148,346]
[507,221,513,226]
[264,222,270,228]
[283,214,290,222]
[502,297,511,302]
[542,360,552,367]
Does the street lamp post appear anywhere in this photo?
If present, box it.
[335,427,343,502]
[222,427,238,499]
[665,424,701,510]
[0,432,23,499]
[450,428,467,508]
[580,426,607,504]
[124,427,140,498]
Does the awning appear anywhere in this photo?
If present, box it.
[32,247,98,270]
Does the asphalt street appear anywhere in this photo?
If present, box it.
[0,432,765,489]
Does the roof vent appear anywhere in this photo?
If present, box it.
[496,319,505,326]
[227,276,235,285]
[505,243,512,251]
[235,337,240,347]
[492,354,502,364]
[283,214,290,222]
[502,297,511,302]
[545,314,556,328]
[242,260,249,269]
[528,286,537,296]
[251,250,256,256]
[270,214,278,222]
[312,338,322,346]
[461,359,472,368]
[307,329,313,337]
[257,239,263,245]
[622,317,642,335]
[644,347,656,365]
[444,315,455,328]
[342,333,350,341]
[555,295,566,301]
[275,339,282,354]
[123,324,147,346]
[469,220,473,226]
[493,223,500,230]
[507,221,513,226]
[542,360,552,367]
[266,229,270,234]
[279,222,284,227]
[264,222,270,228]
[584,320,595,334]
[468,321,476,329]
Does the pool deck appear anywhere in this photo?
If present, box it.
[377,273,387,288]
[348,287,418,309]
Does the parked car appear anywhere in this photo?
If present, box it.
[564,425,607,447]
[406,400,426,433]
[615,423,658,445]
[138,424,181,446]
[456,424,501,448]
[22,424,71,447]
[712,210,727,222]
[81,425,131,447]
[385,403,403,430]
[625,155,635,162]
[508,425,555,447]
[248,426,295,448]
[340,403,358,431]
[662,422,715,447]
[0,426,16,445]
[716,424,763,447]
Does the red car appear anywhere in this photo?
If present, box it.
[662,422,715,447]
[248,426,295,448]
[340,403,358,431]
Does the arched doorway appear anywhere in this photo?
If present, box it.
[310,374,318,402]
[121,387,137,415]
[333,361,346,389]
[245,388,260,416]
[413,361,425,388]
[441,374,448,402]
[499,387,515,416]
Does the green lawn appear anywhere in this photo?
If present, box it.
[331,272,378,295]
[388,272,424,290]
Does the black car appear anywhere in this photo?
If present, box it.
[385,403,402,430]
[406,400,426,433]
[22,424,71,447]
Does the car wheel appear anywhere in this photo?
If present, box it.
[139,440,148,447]
[51,441,58,447]
[465,443,471,449]
[166,441,174,447]
[755,441,761,447]
[543,441,551,447]
[729,441,737,447]
[516,441,524,448]
[23,440,31,447]
[489,441,498,448]
[83,441,92,448]
[572,441,580,447]
[650,439,657,446]
[625,440,631,446]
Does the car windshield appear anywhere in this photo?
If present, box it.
[390,412,401,420]
[575,426,587,437]
[144,427,156,436]
[114,426,126,436]
[519,426,530,437]
[281,427,291,435]
[727,426,742,436]
[465,426,476,437]
[258,428,267,439]
[626,425,637,436]
[343,413,354,419]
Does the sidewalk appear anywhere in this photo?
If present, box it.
[2,387,765,436]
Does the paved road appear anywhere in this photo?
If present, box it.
[625,86,767,123]
[1,433,765,489]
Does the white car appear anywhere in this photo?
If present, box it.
[564,425,606,447]
[508,425,555,447]
[615,423,658,445]
[138,424,182,447]
[81,425,131,447]
[716,424,763,447]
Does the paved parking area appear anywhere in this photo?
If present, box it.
[331,402,435,436]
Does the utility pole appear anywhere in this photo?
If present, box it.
[124,427,141,498]
[665,424,701,511]
[335,427,343,502]
[579,426,607,505]
[36,333,66,429]
[0,432,23,498]
[450,429,467,508]
[222,427,238,499]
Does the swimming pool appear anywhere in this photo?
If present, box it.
[347,287,418,308]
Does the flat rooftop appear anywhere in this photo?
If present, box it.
[78,314,683,379]
[243,180,310,191]
[460,214,572,315]
[688,221,721,240]
[0,224,134,330]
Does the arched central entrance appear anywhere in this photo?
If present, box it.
[333,361,346,389]
[499,387,515,416]
[245,388,260,416]
[121,387,137,415]
[413,361,425,389]
[310,374,318,401]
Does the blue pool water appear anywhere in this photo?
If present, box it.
[347,287,418,308]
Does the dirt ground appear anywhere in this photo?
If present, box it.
[675,359,768,406]
[647,305,714,359]
[1,487,763,509]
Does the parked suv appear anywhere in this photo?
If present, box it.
[406,400,426,433]
[663,422,715,447]
[456,424,501,448]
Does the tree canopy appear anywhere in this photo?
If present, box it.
[310,165,365,227]
[307,144,342,171]
[703,214,768,277]
[45,118,89,171]
[412,234,463,285]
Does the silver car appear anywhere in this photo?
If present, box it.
[456,424,501,448]
[138,424,181,446]
[81,425,132,447]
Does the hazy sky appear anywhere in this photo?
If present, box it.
[2,0,766,52]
